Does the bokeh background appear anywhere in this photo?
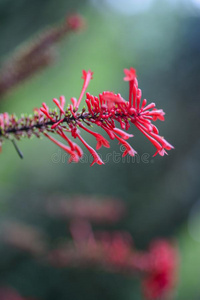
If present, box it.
[0,0,200,299]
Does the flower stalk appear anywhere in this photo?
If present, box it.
[48,222,178,300]
[0,67,174,165]
[0,14,85,97]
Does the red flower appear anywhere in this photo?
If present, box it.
[38,68,174,164]
[0,68,174,165]
[47,225,178,299]
[142,240,178,300]
[124,67,136,81]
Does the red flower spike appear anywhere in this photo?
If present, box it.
[47,226,178,300]
[0,67,174,163]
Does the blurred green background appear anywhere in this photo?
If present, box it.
[0,0,200,299]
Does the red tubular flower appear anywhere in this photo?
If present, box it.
[0,68,173,165]
[47,225,178,300]
[76,70,93,109]
[141,240,178,300]
[43,132,79,163]
[76,133,104,166]
[78,123,110,150]
[114,133,137,157]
